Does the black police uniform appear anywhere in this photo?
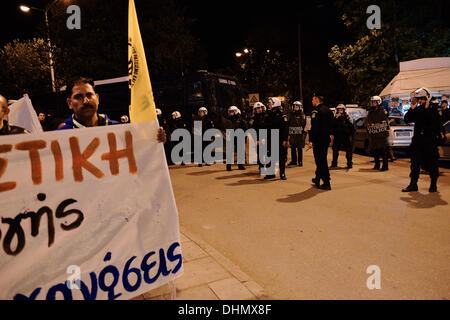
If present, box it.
[403,102,442,192]
[287,109,307,166]
[249,111,270,170]
[365,106,389,171]
[331,111,355,168]
[263,108,289,179]
[227,114,247,170]
[157,114,172,165]
[309,104,334,188]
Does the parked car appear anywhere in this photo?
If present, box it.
[353,116,414,154]
[438,120,450,161]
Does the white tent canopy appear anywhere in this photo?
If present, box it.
[380,57,450,99]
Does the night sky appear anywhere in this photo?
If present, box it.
[1,0,350,72]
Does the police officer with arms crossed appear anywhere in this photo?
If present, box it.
[309,94,334,190]
[402,88,442,193]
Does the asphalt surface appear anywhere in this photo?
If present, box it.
[169,150,449,299]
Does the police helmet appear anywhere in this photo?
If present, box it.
[411,88,432,101]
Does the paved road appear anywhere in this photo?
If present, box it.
[169,151,449,299]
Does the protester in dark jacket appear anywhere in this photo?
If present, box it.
[58,77,166,142]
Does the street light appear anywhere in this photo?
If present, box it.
[235,52,242,57]
[20,1,61,92]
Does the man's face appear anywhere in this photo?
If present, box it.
[418,97,427,105]
[0,96,9,120]
[338,108,344,114]
[67,83,99,120]
[255,107,262,114]
[441,102,448,109]
[411,98,418,105]
[293,105,300,111]
[312,97,319,107]
[199,111,206,117]
[38,113,45,121]
[370,100,379,107]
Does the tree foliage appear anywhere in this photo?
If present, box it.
[0,38,63,98]
[0,0,206,98]
[329,0,450,105]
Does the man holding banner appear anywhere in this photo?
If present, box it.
[0,0,182,300]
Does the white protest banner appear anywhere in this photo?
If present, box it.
[0,121,183,300]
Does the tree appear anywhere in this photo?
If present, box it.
[0,38,64,98]
[329,0,450,105]
[0,0,206,98]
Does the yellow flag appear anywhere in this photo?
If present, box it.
[128,0,157,123]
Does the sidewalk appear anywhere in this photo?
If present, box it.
[132,227,270,300]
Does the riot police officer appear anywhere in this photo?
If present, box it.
[330,104,355,169]
[263,97,289,180]
[196,107,214,167]
[309,94,334,190]
[402,88,442,193]
[156,108,172,165]
[288,101,307,167]
[248,102,269,172]
[226,106,247,171]
[365,96,390,171]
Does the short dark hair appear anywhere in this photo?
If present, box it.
[313,94,324,103]
[442,100,448,105]
[66,77,95,98]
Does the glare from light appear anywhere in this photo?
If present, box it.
[243,49,249,54]
[20,5,31,12]
[235,52,242,57]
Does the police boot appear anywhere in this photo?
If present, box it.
[373,161,380,170]
[238,164,246,170]
[318,180,331,190]
[402,181,418,192]
[380,162,389,172]
[312,177,320,188]
[330,162,338,169]
[429,178,438,193]
[226,164,232,171]
[264,174,276,180]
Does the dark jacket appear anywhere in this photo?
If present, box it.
[288,110,307,148]
[169,118,187,133]
[309,104,334,146]
[404,104,442,145]
[228,114,247,131]
[58,113,119,130]
[249,112,270,141]
[265,109,289,144]
[365,107,389,150]
[0,120,26,135]
[332,112,355,150]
